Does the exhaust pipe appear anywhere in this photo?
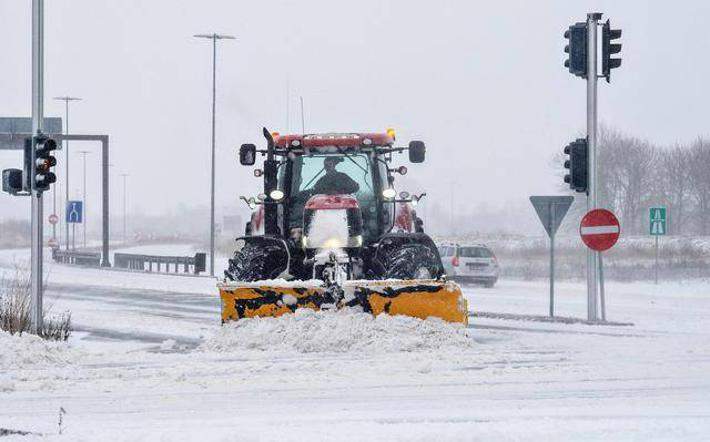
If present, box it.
[262,127,279,236]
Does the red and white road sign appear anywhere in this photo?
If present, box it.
[580,209,620,251]
[47,238,59,248]
[48,214,59,225]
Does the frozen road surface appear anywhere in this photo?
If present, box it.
[1,248,709,441]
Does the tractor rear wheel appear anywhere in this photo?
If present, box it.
[224,242,287,281]
[383,243,440,280]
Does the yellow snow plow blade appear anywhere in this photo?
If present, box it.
[218,279,468,325]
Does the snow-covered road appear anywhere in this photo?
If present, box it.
[1,248,709,441]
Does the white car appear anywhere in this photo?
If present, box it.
[438,243,499,287]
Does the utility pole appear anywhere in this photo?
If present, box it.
[563,12,622,322]
[53,95,82,251]
[449,181,455,236]
[51,170,56,240]
[193,33,235,277]
[586,12,601,321]
[78,150,90,248]
[286,78,290,132]
[30,0,45,334]
[57,181,62,244]
[120,173,129,244]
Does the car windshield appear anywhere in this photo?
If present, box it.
[459,247,493,258]
[438,246,455,257]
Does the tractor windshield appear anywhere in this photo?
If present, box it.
[288,153,381,239]
[294,154,373,195]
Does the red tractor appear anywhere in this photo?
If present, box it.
[218,128,467,324]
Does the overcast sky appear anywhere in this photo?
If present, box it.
[2,1,710,231]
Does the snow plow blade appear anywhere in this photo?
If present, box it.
[218,279,468,325]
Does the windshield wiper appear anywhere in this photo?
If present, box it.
[335,148,373,192]
[302,167,325,190]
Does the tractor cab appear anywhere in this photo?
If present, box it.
[241,130,425,245]
[282,147,389,243]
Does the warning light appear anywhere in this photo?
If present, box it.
[386,128,396,140]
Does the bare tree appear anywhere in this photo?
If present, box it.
[598,127,658,234]
[688,138,710,235]
[660,145,692,234]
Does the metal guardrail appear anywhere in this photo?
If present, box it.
[114,252,207,275]
[52,249,102,267]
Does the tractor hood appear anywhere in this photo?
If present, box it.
[303,195,363,250]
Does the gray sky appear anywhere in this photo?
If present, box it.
[2,1,709,231]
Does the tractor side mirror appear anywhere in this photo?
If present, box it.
[239,144,257,166]
[408,141,426,163]
[411,192,426,206]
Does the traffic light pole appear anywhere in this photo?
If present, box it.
[586,12,601,322]
[30,0,45,334]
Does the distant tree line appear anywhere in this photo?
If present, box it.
[561,126,710,236]
[0,220,30,248]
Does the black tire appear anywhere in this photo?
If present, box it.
[483,280,496,288]
[224,242,287,281]
[383,243,440,280]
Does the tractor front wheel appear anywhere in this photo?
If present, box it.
[383,243,440,280]
[224,242,286,281]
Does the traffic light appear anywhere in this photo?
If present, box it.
[1,169,24,195]
[601,19,622,83]
[563,138,588,193]
[564,22,587,78]
[32,134,57,192]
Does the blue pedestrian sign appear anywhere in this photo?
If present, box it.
[66,200,83,224]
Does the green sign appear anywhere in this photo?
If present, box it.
[650,207,667,236]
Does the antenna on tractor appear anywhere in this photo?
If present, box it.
[300,96,305,134]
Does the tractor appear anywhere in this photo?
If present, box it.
[218,128,467,324]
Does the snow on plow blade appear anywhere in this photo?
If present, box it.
[218,279,468,325]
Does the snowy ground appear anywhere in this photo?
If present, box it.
[1,247,709,440]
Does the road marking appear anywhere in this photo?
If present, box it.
[581,225,620,235]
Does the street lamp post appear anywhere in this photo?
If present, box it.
[77,150,90,248]
[193,33,235,277]
[120,173,129,244]
[53,95,82,250]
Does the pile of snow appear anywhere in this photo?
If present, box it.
[201,308,472,354]
[0,330,76,370]
[219,278,324,288]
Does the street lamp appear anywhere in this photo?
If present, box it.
[53,95,82,250]
[193,33,235,277]
[77,150,91,248]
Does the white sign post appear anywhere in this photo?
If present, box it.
[530,196,574,318]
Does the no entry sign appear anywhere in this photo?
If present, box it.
[580,209,620,251]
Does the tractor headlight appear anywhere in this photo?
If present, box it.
[382,188,396,199]
[269,189,285,201]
